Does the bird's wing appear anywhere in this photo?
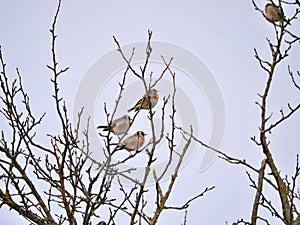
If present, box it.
[135,97,147,108]
[112,117,126,128]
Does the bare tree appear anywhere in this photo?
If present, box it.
[1,0,299,224]
[0,0,213,225]
[179,0,300,224]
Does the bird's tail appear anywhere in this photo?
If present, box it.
[116,143,124,147]
[97,125,108,129]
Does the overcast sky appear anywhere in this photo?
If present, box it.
[0,1,300,224]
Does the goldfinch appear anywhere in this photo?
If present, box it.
[265,3,285,22]
[97,115,131,135]
[97,222,106,225]
[117,131,146,151]
[128,89,159,112]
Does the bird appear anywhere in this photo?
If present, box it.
[117,131,146,151]
[128,89,159,112]
[97,115,131,135]
[264,3,286,22]
[97,222,106,225]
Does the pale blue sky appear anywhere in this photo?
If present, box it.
[0,1,299,224]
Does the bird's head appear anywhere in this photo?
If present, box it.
[124,115,131,121]
[137,131,147,137]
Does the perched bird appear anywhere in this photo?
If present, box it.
[97,222,106,225]
[128,89,159,112]
[264,3,285,22]
[117,131,146,151]
[97,115,131,135]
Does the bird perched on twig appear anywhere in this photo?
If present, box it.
[128,89,159,112]
[117,131,146,151]
[97,221,106,225]
[97,115,131,135]
[264,3,286,22]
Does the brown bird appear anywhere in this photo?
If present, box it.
[97,115,131,135]
[265,3,285,22]
[117,131,146,151]
[128,89,159,112]
[97,222,106,225]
